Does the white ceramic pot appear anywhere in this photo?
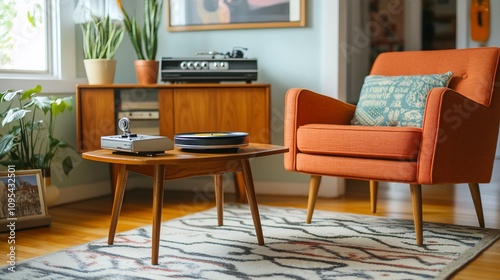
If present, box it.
[83,59,116,85]
[42,168,60,207]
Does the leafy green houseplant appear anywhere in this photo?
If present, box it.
[79,15,125,84]
[117,0,163,84]
[0,85,74,176]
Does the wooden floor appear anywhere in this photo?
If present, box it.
[1,179,499,279]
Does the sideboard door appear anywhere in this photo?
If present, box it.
[76,88,116,152]
[173,86,270,144]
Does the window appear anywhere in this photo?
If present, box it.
[0,0,84,94]
[0,0,48,73]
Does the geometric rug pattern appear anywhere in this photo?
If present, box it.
[2,203,499,280]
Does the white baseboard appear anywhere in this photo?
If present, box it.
[55,180,112,206]
[53,175,345,207]
[126,175,345,198]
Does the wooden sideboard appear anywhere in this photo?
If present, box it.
[75,83,271,199]
[76,83,271,153]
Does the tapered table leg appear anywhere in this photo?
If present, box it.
[240,159,264,245]
[234,173,247,203]
[151,164,165,265]
[108,164,128,245]
[214,174,224,226]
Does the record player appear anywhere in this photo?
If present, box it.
[174,132,249,152]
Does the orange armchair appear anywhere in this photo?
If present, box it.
[284,47,500,245]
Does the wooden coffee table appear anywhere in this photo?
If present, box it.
[82,143,288,265]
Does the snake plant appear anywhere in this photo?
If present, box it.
[80,15,125,59]
[117,0,163,60]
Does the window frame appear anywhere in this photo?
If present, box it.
[0,0,86,94]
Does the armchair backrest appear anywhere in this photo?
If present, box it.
[370,47,500,107]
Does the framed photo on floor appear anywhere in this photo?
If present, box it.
[167,0,306,31]
[0,169,51,232]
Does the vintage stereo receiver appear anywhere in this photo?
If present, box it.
[161,48,257,83]
[161,57,257,83]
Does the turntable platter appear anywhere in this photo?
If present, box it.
[174,132,249,150]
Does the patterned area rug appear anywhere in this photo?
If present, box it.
[2,204,499,279]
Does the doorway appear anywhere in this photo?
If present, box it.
[422,0,457,50]
[344,0,458,104]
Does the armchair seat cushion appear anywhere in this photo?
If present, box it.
[297,124,422,161]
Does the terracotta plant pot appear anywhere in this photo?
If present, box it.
[83,59,116,85]
[135,60,159,84]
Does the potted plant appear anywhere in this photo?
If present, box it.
[0,85,75,205]
[117,0,163,84]
[80,15,125,84]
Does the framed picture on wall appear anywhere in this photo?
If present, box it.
[167,0,306,32]
[0,169,51,232]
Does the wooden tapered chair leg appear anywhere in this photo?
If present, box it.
[468,183,485,228]
[409,184,423,245]
[370,180,378,213]
[306,175,322,223]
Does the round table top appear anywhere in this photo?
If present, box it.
[82,143,288,165]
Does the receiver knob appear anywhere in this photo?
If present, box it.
[219,61,228,70]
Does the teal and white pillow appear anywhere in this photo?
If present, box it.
[351,71,453,128]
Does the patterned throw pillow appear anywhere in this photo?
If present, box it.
[351,71,453,127]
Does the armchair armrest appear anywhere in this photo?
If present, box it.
[418,87,500,184]
[284,88,356,171]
